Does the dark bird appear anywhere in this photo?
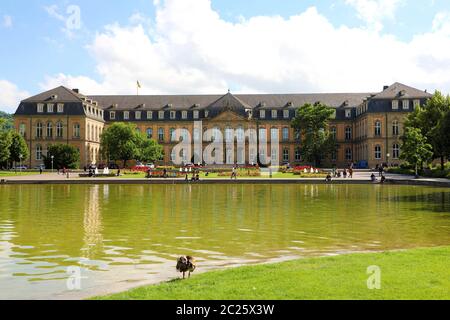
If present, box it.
[176,256,196,279]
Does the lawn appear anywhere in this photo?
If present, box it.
[118,171,326,179]
[0,171,43,177]
[95,246,450,300]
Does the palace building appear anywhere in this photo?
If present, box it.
[14,82,432,169]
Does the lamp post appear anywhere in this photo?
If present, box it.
[19,154,23,173]
[51,155,54,173]
[386,153,390,168]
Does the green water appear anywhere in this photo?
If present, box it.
[0,184,449,299]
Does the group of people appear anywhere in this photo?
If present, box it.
[331,167,354,179]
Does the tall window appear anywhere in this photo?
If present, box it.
[193,128,200,142]
[170,128,176,142]
[19,123,26,137]
[146,128,153,139]
[345,127,352,141]
[295,148,301,161]
[36,145,42,160]
[374,120,381,136]
[225,127,233,143]
[271,147,278,162]
[46,122,53,138]
[236,126,244,142]
[73,124,80,138]
[393,144,400,159]
[392,120,399,136]
[36,122,43,138]
[158,128,164,141]
[259,127,267,141]
[282,127,289,141]
[283,148,289,162]
[271,128,278,141]
[375,145,382,160]
[331,127,337,140]
[345,148,352,161]
[56,122,63,138]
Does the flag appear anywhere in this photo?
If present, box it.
[137,81,141,88]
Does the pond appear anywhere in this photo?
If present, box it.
[0,184,449,299]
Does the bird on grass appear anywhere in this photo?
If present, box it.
[176,256,196,279]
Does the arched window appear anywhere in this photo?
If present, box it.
[345,127,352,141]
[56,122,63,138]
[36,145,42,160]
[46,122,53,138]
[146,128,153,139]
[392,120,399,136]
[393,144,400,159]
[36,122,43,138]
[374,120,382,136]
[375,145,382,160]
[158,128,164,141]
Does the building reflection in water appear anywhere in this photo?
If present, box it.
[81,185,104,261]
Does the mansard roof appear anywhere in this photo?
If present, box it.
[22,86,86,103]
[372,82,432,99]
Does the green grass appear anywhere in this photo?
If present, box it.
[95,246,450,300]
[0,171,43,177]
[118,171,326,179]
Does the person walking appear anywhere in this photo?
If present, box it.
[39,167,43,175]
[378,165,383,177]
[231,166,237,180]
[349,167,353,178]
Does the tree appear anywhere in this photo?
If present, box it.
[291,102,337,167]
[0,131,12,167]
[405,91,450,169]
[101,123,164,167]
[9,131,29,166]
[400,128,433,178]
[43,144,80,169]
[439,109,450,161]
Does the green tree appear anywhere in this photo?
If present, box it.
[9,131,29,166]
[405,91,450,169]
[0,131,12,167]
[138,138,164,163]
[43,144,80,169]
[439,109,450,160]
[291,102,337,167]
[400,127,433,178]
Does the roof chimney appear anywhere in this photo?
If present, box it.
[72,89,79,94]
[383,85,389,91]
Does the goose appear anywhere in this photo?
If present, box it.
[176,256,196,279]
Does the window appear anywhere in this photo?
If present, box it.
[36,122,43,138]
[73,124,80,138]
[283,148,289,162]
[402,100,409,110]
[237,126,244,142]
[181,128,189,141]
[374,120,381,136]
[259,128,267,141]
[19,123,26,137]
[193,128,200,142]
[146,128,153,139]
[393,144,400,159]
[147,111,153,119]
[392,100,398,110]
[283,110,290,119]
[204,110,209,118]
[47,103,54,113]
[345,148,352,161]
[282,127,289,141]
[37,103,44,113]
[56,122,63,138]
[170,149,176,162]
[170,111,176,120]
[392,120,399,136]
[225,127,233,142]
[46,122,53,138]
[170,128,176,142]
[271,128,278,141]
[271,110,278,119]
[375,145,382,160]
[158,128,164,141]
[135,111,141,120]
[182,111,188,119]
[271,147,278,162]
[345,127,352,141]
[295,148,301,161]
[331,127,337,140]
[36,145,42,160]
[57,103,64,113]
[159,111,165,119]
[124,111,130,120]
[110,111,116,120]
[414,100,420,109]
[193,110,199,119]
[260,110,266,119]
[345,109,351,118]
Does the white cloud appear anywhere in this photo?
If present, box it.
[0,80,30,113]
[40,0,450,96]
[2,15,12,28]
[345,0,405,31]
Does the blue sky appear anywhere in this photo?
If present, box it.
[1,0,450,112]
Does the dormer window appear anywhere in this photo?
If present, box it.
[159,111,165,119]
[47,104,54,113]
[204,110,209,118]
[392,100,399,110]
[271,110,278,119]
[37,104,44,113]
[110,111,116,120]
[283,110,290,119]
[345,109,352,118]
[413,100,420,109]
[170,111,176,120]
[402,100,409,110]
[147,111,153,119]
[124,111,130,120]
[57,103,64,113]
[182,111,188,120]
[193,110,199,119]
[135,111,141,120]
[260,110,266,119]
